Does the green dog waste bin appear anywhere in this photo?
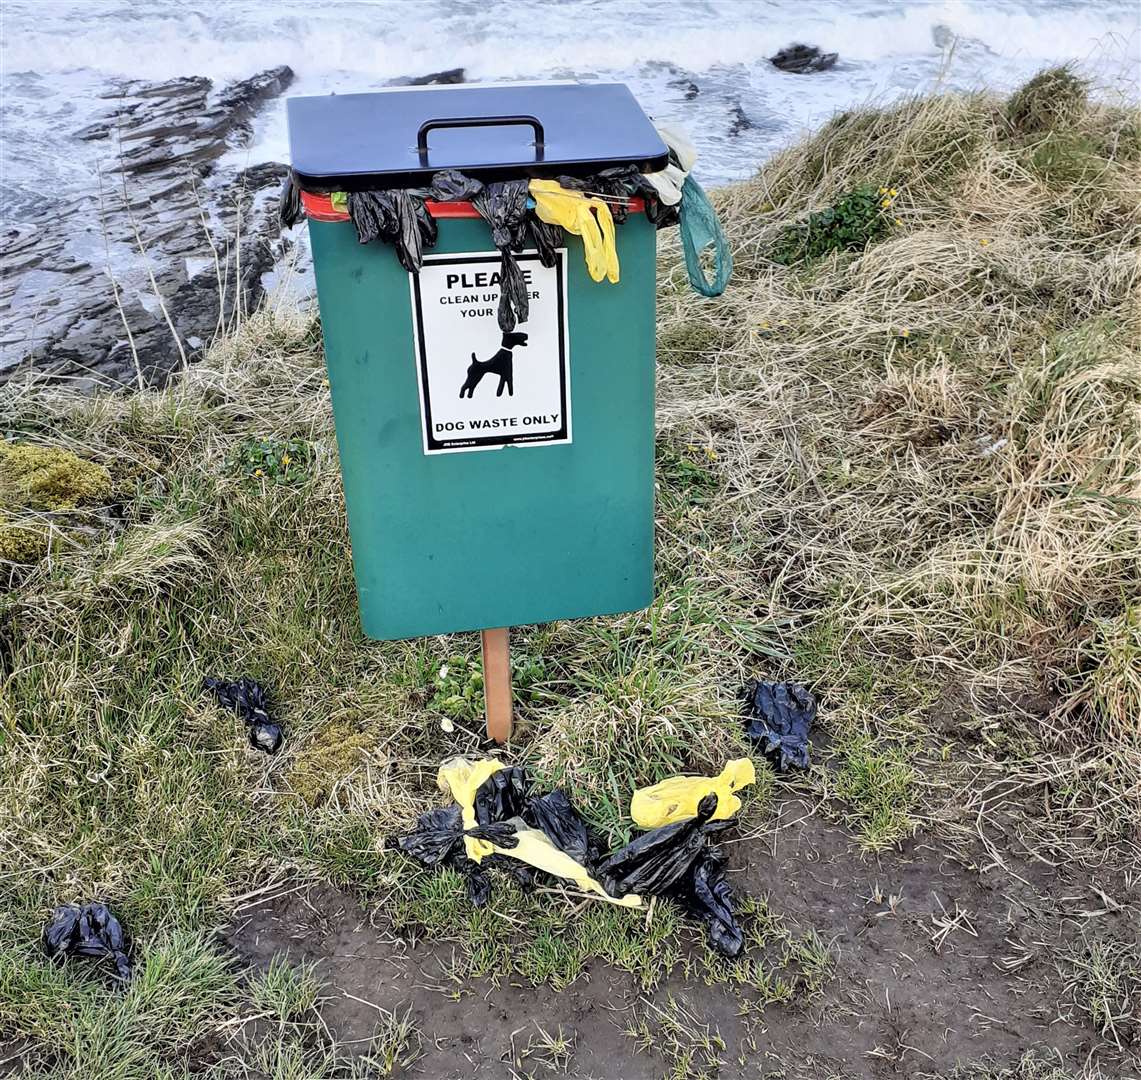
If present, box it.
[288,83,669,641]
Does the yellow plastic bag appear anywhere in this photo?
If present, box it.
[529,179,619,284]
[436,756,640,906]
[490,820,642,907]
[437,756,504,861]
[630,758,756,828]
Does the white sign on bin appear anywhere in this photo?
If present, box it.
[409,249,571,455]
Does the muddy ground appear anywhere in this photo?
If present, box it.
[223,793,1140,1079]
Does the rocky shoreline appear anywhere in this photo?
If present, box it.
[1,66,299,390]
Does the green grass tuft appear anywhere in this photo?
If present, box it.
[1007,65,1089,135]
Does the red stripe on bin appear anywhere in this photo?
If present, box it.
[300,190,645,223]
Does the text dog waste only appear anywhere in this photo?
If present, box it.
[287,82,730,740]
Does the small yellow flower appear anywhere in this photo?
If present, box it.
[889,188,898,197]
[880,198,891,208]
[979,238,989,246]
[254,468,264,477]
[281,453,292,466]
[705,446,718,462]
[895,218,902,226]
[900,329,911,338]
[878,187,887,195]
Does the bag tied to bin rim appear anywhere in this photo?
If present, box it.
[529,179,620,285]
[640,123,698,208]
[630,758,756,828]
[679,175,732,298]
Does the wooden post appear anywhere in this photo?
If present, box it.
[481,627,513,743]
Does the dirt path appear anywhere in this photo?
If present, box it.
[224,802,1138,1078]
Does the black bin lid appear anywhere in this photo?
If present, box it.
[287,81,669,191]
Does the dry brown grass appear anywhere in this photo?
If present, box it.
[656,78,1140,858]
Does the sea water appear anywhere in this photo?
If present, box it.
[2,0,1137,221]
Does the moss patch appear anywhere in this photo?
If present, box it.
[0,515,51,564]
[288,721,376,808]
[0,442,112,511]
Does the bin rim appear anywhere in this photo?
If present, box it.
[300,190,645,222]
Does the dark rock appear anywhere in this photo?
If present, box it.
[217,65,295,111]
[729,103,754,137]
[1,67,297,390]
[770,43,838,74]
[402,68,465,86]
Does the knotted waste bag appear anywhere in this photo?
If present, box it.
[43,902,132,981]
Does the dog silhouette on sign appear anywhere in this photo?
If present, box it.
[459,331,528,398]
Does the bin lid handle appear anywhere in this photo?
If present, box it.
[416,115,545,166]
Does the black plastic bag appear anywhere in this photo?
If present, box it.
[743,680,815,771]
[471,181,532,331]
[637,176,681,229]
[498,249,530,332]
[474,768,606,868]
[558,165,644,224]
[472,180,529,249]
[670,847,743,957]
[527,213,562,268]
[390,802,518,909]
[279,171,302,228]
[596,792,723,897]
[523,789,601,867]
[203,676,283,754]
[429,168,484,203]
[474,766,531,826]
[390,805,517,867]
[43,903,132,981]
[346,189,437,272]
[391,805,465,867]
[556,164,679,229]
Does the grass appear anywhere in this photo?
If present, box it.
[354,1004,422,1076]
[922,1050,1113,1079]
[1058,932,1140,1050]
[507,1022,576,1078]
[624,996,727,1080]
[832,735,919,850]
[248,954,322,1022]
[0,930,238,1079]
[1,67,1139,1076]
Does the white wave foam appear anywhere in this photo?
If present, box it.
[2,0,1136,81]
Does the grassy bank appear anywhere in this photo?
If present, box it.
[1,69,1138,1078]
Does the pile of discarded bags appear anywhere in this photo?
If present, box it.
[39,677,816,982]
[391,756,757,957]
